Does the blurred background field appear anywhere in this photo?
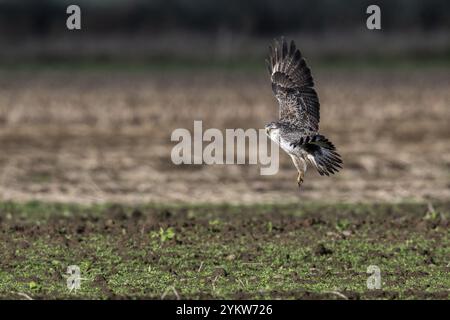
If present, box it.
[0,0,449,204]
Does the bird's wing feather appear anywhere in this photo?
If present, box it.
[266,38,320,132]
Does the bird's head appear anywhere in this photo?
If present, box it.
[265,121,280,138]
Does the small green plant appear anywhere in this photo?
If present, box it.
[267,221,273,233]
[336,219,350,231]
[424,203,439,221]
[28,281,40,291]
[208,219,221,226]
[152,227,175,243]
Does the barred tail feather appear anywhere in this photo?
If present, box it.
[305,135,342,176]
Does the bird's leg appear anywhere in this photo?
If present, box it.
[290,155,307,189]
[297,170,304,188]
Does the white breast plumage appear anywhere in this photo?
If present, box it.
[268,129,296,155]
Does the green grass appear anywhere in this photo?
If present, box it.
[0,201,449,299]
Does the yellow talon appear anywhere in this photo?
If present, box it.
[297,173,304,188]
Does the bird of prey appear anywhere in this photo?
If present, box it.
[265,38,342,187]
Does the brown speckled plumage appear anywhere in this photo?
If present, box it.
[265,38,342,185]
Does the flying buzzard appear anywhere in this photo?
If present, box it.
[265,38,342,187]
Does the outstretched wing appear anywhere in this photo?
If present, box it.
[266,38,320,132]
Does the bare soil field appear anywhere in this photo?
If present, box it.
[0,68,449,204]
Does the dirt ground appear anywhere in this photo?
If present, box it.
[0,67,449,300]
[1,202,449,299]
[0,68,449,204]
